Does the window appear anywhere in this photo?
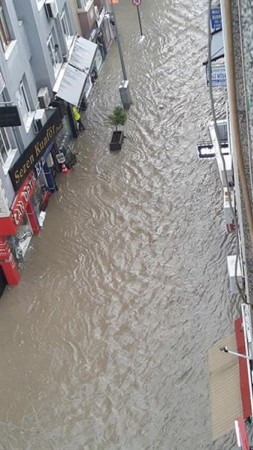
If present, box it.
[76,0,92,10]
[0,128,12,164]
[47,32,60,70]
[0,5,11,52]
[36,0,45,8]
[60,9,71,44]
[16,79,32,125]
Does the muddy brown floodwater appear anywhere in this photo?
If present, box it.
[0,1,240,449]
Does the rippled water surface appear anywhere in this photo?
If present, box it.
[0,1,240,449]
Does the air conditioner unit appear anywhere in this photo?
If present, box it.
[38,87,51,109]
[45,0,58,19]
[34,109,47,133]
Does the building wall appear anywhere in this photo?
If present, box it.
[221,0,253,301]
[69,0,82,35]
[233,0,253,302]
[0,0,77,205]
[13,0,75,89]
[75,0,108,39]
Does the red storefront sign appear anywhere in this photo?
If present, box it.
[0,238,11,260]
[0,237,19,284]
[0,172,37,236]
[11,172,36,226]
[235,416,250,450]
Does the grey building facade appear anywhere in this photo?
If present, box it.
[0,0,99,290]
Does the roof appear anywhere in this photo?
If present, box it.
[53,36,97,107]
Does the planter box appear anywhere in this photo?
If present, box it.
[110,131,124,151]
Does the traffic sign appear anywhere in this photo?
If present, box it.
[132,0,141,5]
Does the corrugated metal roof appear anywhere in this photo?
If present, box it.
[209,333,242,441]
[69,37,97,73]
[53,37,97,107]
[56,65,87,107]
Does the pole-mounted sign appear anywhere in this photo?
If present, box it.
[132,0,143,37]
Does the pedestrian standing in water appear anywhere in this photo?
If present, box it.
[72,106,85,131]
[96,31,107,60]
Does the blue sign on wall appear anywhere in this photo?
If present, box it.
[211,8,222,31]
[207,65,226,87]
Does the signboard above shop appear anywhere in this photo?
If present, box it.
[9,109,63,191]
[0,105,21,127]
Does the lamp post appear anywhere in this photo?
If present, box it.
[110,3,132,110]
[220,346,253,360]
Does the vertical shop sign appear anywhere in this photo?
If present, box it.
[0,238,11,261]
[11,172,37,226]
[211,7,222,31]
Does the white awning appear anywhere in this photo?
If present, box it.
[53,36,97,107]
[211,30,224,61]
[203,29,224,65]
[69,36,97,72]
[56,65,87,107]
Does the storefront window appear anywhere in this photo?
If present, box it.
[31,173,46,218]
[0,128,12,164]
[55,116,73,152]
[94,50,103,73]
[8,213,33,264]
[83,76,92,99]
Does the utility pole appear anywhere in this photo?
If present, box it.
[110,2,132,110]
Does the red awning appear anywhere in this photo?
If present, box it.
[235,318,252,420]
[235,416,250,450]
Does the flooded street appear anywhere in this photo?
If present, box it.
[0,1,240,449]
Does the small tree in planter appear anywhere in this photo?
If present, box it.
[108,106,127,151]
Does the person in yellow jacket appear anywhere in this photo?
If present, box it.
[72,106,85,131]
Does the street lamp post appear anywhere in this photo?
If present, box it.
[220,346,253,360]
[110,3,132,110]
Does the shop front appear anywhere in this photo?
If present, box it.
[7,172,39,264]
[0,109,63,286]
[90,8,113,76]
[97,8,114,51]
[0,172,38,282]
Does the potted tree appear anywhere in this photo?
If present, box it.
[108,106,127,151]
